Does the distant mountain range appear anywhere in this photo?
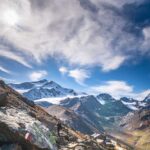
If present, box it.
[9,80,150,132]
[9,79,78,100]
[9,79,149,109]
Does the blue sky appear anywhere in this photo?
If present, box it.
[0,0,150,99]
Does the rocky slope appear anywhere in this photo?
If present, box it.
[60,96,108,131]
[46,105,100,135]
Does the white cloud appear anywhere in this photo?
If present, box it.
[0,66,11,74]
[59,66,90,85]
[0,46,32,68]
[68,69,90,85]
[91,81,133,98]
[101,56,126,72]
[90,80,150,100]
[59,66,68,75]
[0,0,148,71]
[29,70,48,81]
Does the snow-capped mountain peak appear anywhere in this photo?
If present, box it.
[9,80,147,111]
[42,81,61,89]
[96,93,115,105]
[9,79,78,100]
[9,79,48,90]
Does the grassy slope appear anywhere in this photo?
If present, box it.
[128,128,150,150]
[108,128,150,150]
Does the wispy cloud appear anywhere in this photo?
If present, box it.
[29,70,48,81]
[0,0,149,71]
[0,46,32,68]
[0,66,11,74]
[91,81,133,98]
